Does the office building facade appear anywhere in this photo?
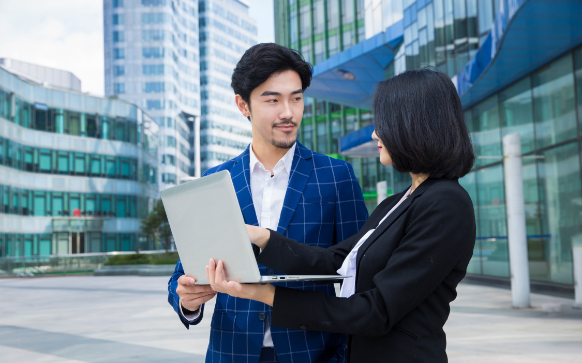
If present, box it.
[104,0,255,182]
[198,0,255,172]
[0,64,160,257]
[276,0,582,290]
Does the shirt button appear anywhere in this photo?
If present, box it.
[259,313,265,321]
[300,325,307,330]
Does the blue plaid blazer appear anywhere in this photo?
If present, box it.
[168,142,368,363]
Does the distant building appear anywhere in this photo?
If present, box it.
[0,58,82,92]
[103,0,255,186]
[275,0,582,292]
[0,62,160,256]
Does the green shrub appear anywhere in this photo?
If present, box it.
[103,252,179,266]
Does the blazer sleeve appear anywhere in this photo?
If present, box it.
[270,187,476,337]
[167,259,205,328]
[334,162,369,243]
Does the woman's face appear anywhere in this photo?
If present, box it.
[372,130,393,166]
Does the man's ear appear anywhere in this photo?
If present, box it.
[235,94,250,119]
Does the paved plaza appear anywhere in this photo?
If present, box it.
[0,275,580,363]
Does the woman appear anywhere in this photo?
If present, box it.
[206,68,476,362]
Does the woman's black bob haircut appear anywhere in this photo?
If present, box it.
[231,43,313,106]
[373,67,475,179]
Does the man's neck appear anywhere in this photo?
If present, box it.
[251,137,291,172]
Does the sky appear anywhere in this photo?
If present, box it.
[0,0,274,97]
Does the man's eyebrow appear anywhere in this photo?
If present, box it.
[259,89,304,96]
[260,91,281,96]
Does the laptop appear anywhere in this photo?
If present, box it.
[160,170,349,285]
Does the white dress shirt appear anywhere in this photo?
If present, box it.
[337,187,412,298]
[181,142,296,348]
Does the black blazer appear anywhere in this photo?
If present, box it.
[257,178,476,363]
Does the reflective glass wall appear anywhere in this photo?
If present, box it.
[0,65,160,257]
[460,47,582,285]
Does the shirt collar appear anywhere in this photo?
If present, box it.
[249,142,296,174]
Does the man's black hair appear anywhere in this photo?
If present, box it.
[231,43,313,111]
[373,67,475,179]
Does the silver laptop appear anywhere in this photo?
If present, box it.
[160,170,349,285]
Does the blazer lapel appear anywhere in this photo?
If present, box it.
[231,147,259,226]
[277,143,314,234]
[355,179,438,267]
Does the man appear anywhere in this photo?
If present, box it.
[168,43,368,363]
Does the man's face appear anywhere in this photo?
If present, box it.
[237,70,304,149]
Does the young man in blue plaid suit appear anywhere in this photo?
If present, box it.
[168,43,368,363]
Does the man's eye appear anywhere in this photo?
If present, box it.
[267,99,277,103]
[293,97,302,101]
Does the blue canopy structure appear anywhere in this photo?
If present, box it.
[337,0,582,157]
[304,22,404,110]
[455,0,582,108]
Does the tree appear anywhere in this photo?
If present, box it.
[140,200,173,253]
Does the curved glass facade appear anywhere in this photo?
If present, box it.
[0,65,161,257]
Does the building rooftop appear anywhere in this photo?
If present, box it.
[0,58,82,92]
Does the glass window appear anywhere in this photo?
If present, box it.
[330,119,341,153]
[86,115,97,138]
[106,158,116,177]
[533,53,577,149]
[537,142,582,285]
[312,0,324,34]
[477,164,509,277]
[361,157,377,191]
[74,154,85,174]
[327,0,339,29]
[472,95,501,168]
[39,151,51,172]
[477,0,493,34]
[114,48,125,59]
[113,14,124,25]
[114,66,125,77]
[499,77,535,154]
[114,0,124,7]
[574,46,582,132]
[341,0,354,25]
[316,122,328,154]
[113,31,124,42]
[53,195,63,216]
[299,4,311,39]
[328,34,339,57]
[117,198,126,218]
[343,30,354,50]
[91,158,101,175]
[459,171,481,274]
[114,83,125,94]
[58,153,69,173]
[302,124,313,150]
[34,194,46,216]
[300,43,312,63]
[314,39,325,64]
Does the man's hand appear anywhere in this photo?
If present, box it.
[246,225,270,250]
[176,275,217,312]
[206,259,275,306]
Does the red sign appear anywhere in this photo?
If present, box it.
[73,208,81,217]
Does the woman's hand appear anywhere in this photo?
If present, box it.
[246,224,270,250]
[206,258,275,306]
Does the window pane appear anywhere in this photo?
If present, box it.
[477,164,509,277]
[117,198,126,218]
[533,53,577,149]
[302,124,313,150]
[537,142,582,284]
[34,195,46,216]
[53,196,63,216]
[459,171,481,274]
[499,77,535,154]
[58,154,69,173]
[574,46,582,133]
[316,122,328,154]
[75,155,85,174]
[91,158,101,175]
[40,152,51,172]
[472,95,501,167]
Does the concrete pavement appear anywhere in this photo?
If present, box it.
[0,276,580,362]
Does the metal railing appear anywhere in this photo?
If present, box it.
[0,250,168,277]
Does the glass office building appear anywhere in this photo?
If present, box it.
[199,0,255,172]
[104,0,255,182]
[276,0,582,291]
[0,64,160,257]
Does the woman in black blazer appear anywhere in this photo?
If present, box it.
[207,68,476,362]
